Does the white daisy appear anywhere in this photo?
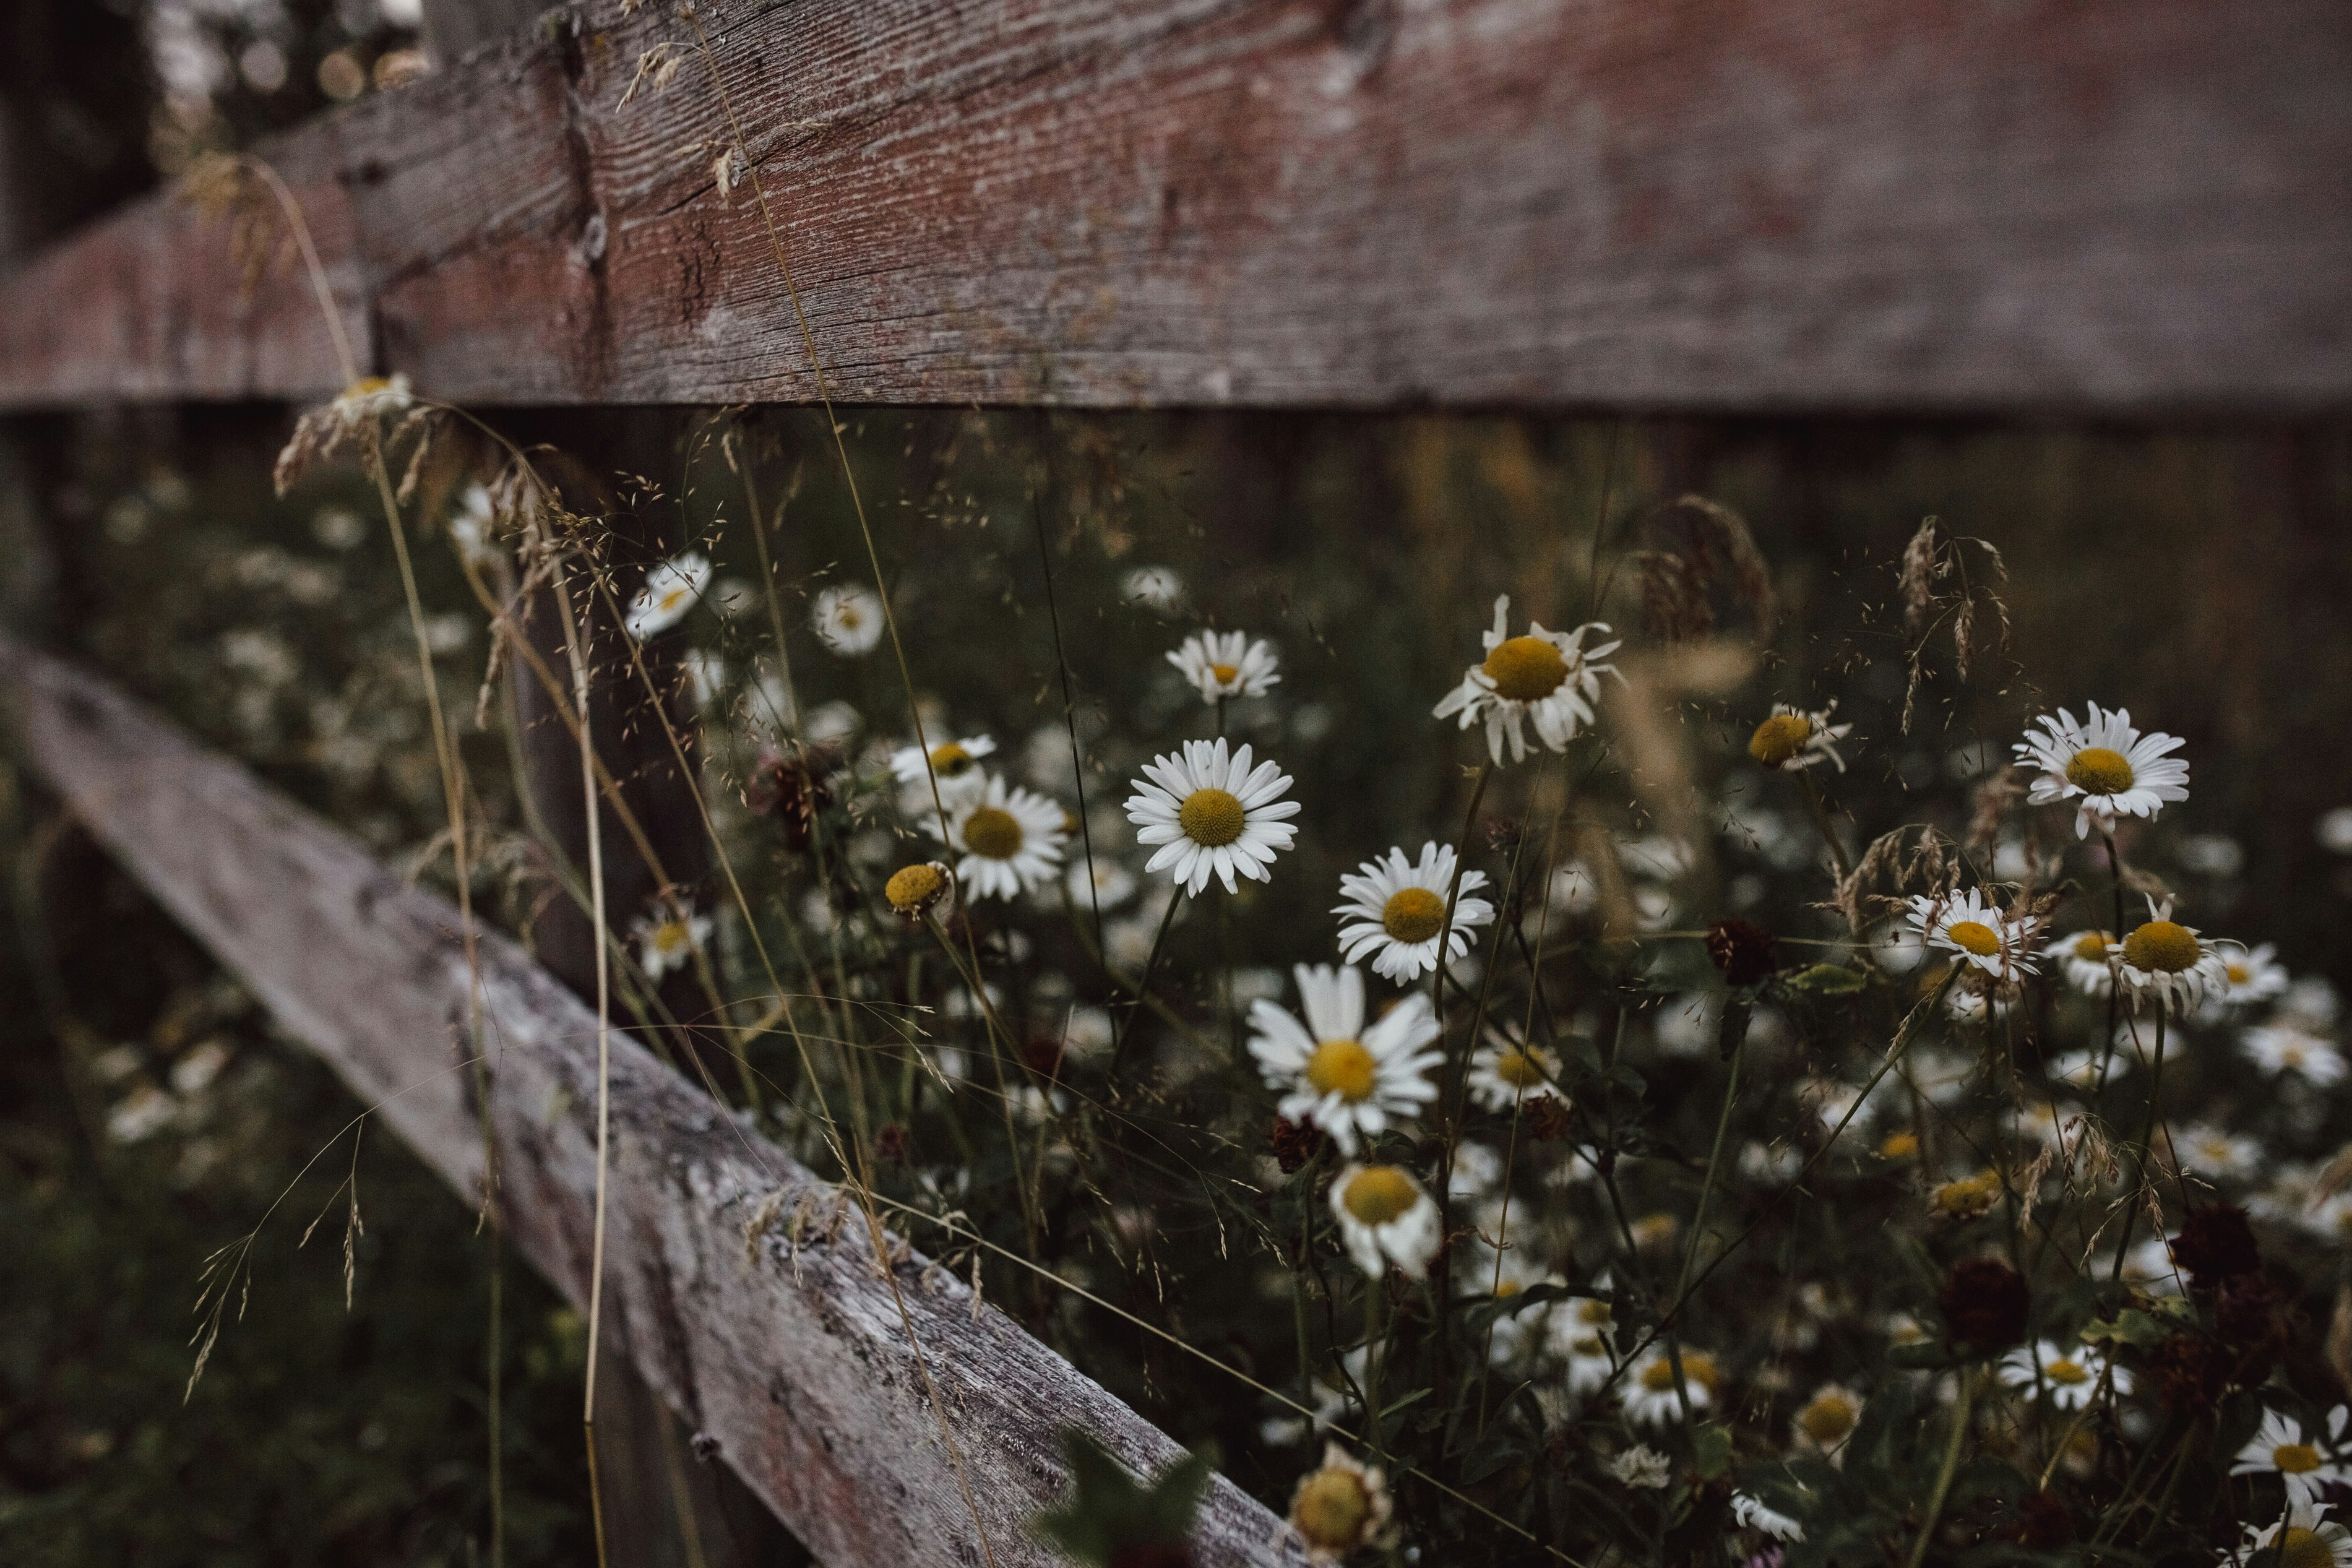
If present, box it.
[1906,887,2040,981]
[1548,1296,1621,1396]
[1467,1025,1561,1113]
[1791,1383,1863,1458]
[1623,1346,1720,1428]
[1432,595,1622,765]
[2231,1497,2352,1568]
[1248,963,1442,1156]
[632,904,712,981]
[2046,929,2118,997]
[1064,856,1137,911]
[2014,704,2190,838]
[1747,701,1852,773]
[625,551,711,640]
[889,734,996,806]
[1333,841,1495,983]
[1328,1163,1442,1279]
[1126,738,1300,895]
[812,583,885,655]
[2107,1234,2186,1298]
[1288,1442,1394,1562]
[1166,629,1279,704]
[2235,1408,2352,1505]
[1731,1493,1805,1543]
[934,774,1067,901]
[1121,565,1187,613]
[2208,942,2291,1010]
[448,483,505,567]
[2244,1020,2349,1086]
[1998,1340,2127,1409]
[2113,898,2230,1015]
[2174,1123,2262,1181]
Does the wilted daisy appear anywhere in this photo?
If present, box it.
[632,903,711,981]
[812,583,885,655]
[2014,704,2189,838]
[1248,964,1442,1155]
[1999,1341,2126,1409]
[1432,595,1622,765]
[1121,564,1186,613]
[625,551,711,640]
[2046,929,2117,997]
[2209,941,2291,1009]
[2113,898,2230,1015]
[1906,887,2040,981]
[1624,1346,1719,1428]
[2231,1497,2352,1568]
[889,734,995,805]
[2234,1408,2352,1504]
[1287,1444,1394,1562]
[1467,1025,1561,1112]
[1608,1445,1672,1490]
[1166,629,1279,703]
[882,861,954,922]
[1333,841,1494,983]
[1747,701,1852,773]
[934,775,1067,901]
[1731,1493,1805,1543]
[1126,738,1299,895]
[1328,1162,1441,1278]
[2244,1020,2349,1085]
[1791,1383,1863,1458]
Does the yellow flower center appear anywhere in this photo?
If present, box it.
[652,921,691,955]
[1494,1279,1522,1298]
[1946,920,2001,957]
[1341,1165,1419,1225]
[2122,920,2200,975]
[1799,1394,1857,1445]
[1640,1353,1718,1394]
[1493,1048,1546,1088]
[2227,962,2251,984]
[885,863,946,913]
[1570,1333,1605,1356]
[1640,1359,1679,1392]
[2064,746,2135,795]
[962,806,1025,860]
[1483,635,1569,702]
[1934,1173,2001,1217]
[343,376,394,398]
[1879,1132,1920,1160]
[2043,1358,2089,1386]
[1209,661,1240,684]
[929,742,975,777]
[1307,1040,1378,1103]
[1293,1468,1373,1550]
[1178,787,1246,847]
[2278,1442,2324,1475]
[2072,931,2113,962]
[1381,886,1447,944]
[1749,713,1814,768]
[2281,1529,2335,1568]
[1577,1299,1613,1327]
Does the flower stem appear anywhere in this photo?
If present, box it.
[1906,1368,1977,1568]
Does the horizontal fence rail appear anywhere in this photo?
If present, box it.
[0,638,1307,1568]
[1,0,2349,413]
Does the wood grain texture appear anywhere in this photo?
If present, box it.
[2,0,2350,413]
[0,637,1308,1568]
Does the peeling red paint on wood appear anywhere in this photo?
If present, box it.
[1,639,1311,1568]
[1,0,2350,413]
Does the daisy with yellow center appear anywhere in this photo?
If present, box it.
[1998,1340,2128,1410]
[2208,941,2290,1010]
[2243,1019,2348,1085]
[2232,1498,2352,1568]
[625,551,712,641]
[631,903,712,981]
[1467,1024,1562,1113]
[883,861,954,921]
[1166,629,1280,704]
[1432,594,1622,765]
[1287,1443,1394,1561]
[2173,1122,2260,1181]
[811,582,885,655]
[1327,1161,1442,1278]
[1624,1346,1721,1428]
[2014,703,2189,838]
[1791,1382,1863,1458]
[888,733,996,808]
[1929,1170,2004,1221]
[1332,840,1494,983]
[1124,738,1299,895]
[2234,1408,2352,1505]
[1548,1295,1621,1395]
[1249,963,1443,1155]
[2111,896,2231,1015]
[2044,928,2119,997]
[931,774,1067,901]
[1906,887,2040,981]
[1747,700,1852,773]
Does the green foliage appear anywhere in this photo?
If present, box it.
[1029,1427,1215,1567]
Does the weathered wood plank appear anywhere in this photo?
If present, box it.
[0,637,1307,1568]
[2,0,2350,413]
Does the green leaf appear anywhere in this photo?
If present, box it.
[1691,1423,1734,1480]
[1785,963,1870,996]
[2080,1309,2166,1348]
[1028,1426,1217,1566]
